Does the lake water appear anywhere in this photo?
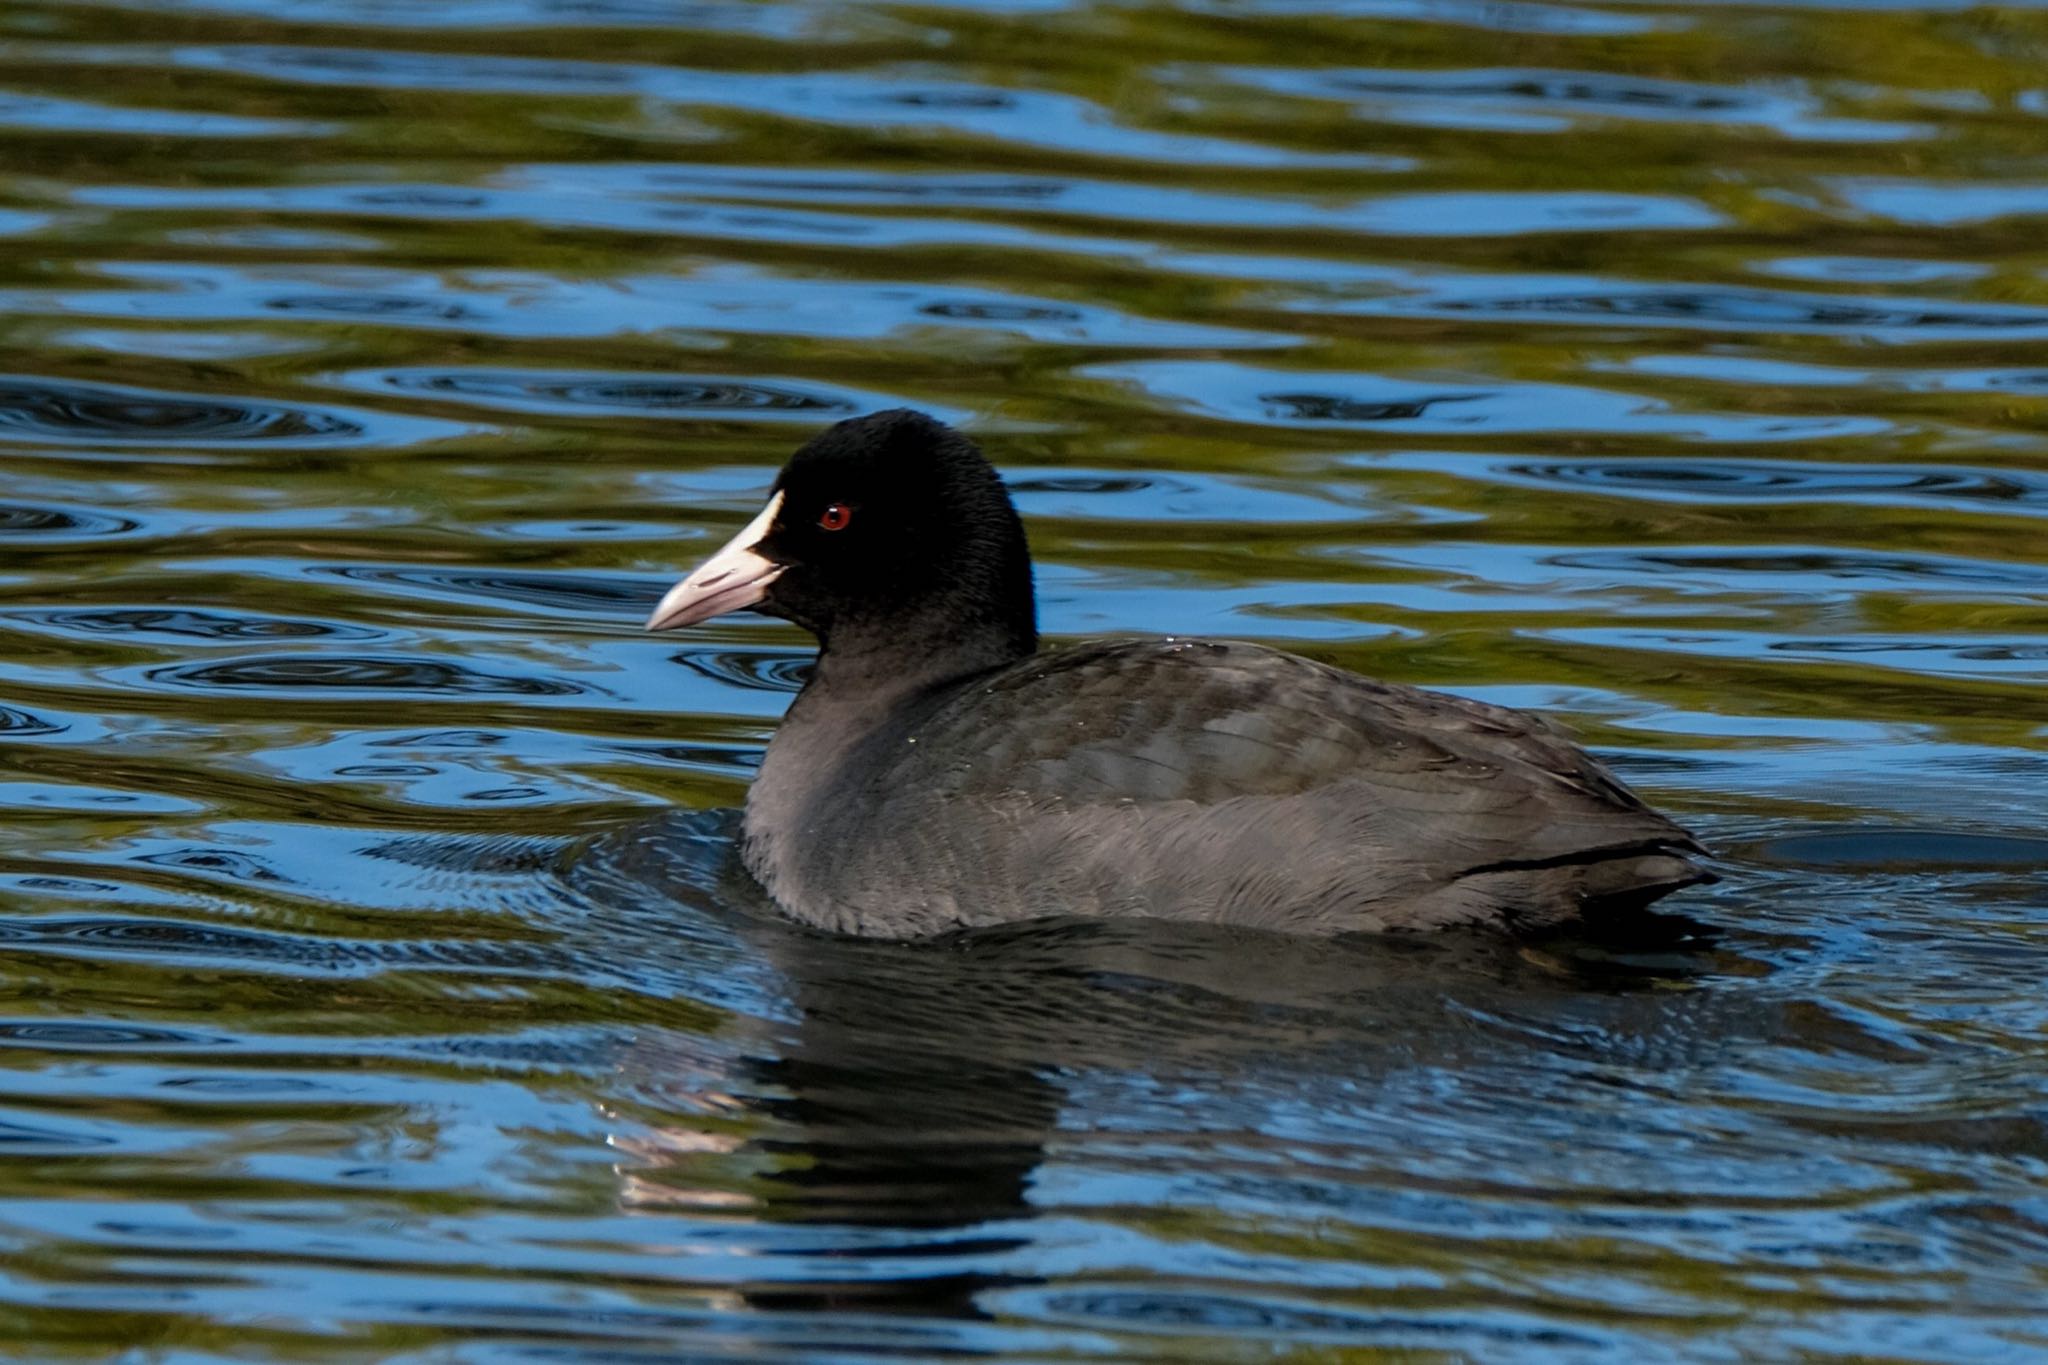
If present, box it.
[2,0,2047,1358]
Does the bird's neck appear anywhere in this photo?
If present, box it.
[761,608,1032,816]
[807,606,1035,714]
[743,610,1031,898]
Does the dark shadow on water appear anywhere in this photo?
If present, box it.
[570,808,1754,1323]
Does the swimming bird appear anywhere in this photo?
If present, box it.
[646,409,1709,938]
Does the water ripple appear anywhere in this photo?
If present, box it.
[613,164,1710,233]
[1627,354,2048,396]
[79,169,1714,246]
[21,608,382,642]
[1831,178,2048,228]
[1012,1286,1604,1348]
[676,650,813,694]
[1187,0,1673,37]
[0,89,330,138]
[333,367,910,422]
[1546,628,2048,679]
[0,376,467,448]
[1217,66,1926,141]
[1010,471,1365,523]
[0,1020,231,1050]
[1552,548,2048,593]
[1463,458,2048,513]
[131,847,288,884]
[144,655,586,698]
[0,1117,121,1152]
[0,914,550,974]
[0,503,140,539]
[0,706,62,737]
[0,261,1291,348]
[269,293,476,322]
[1306,280,2048,339]
[147,44,1390,168]
[324,566,648,615]
[92,0,827,33]
[1091,360,1885,441]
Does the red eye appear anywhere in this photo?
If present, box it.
[818,503,852,532]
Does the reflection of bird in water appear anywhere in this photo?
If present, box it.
[584,812,1056,1318]
[572,809,1743,1325]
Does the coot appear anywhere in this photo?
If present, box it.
[647,409,1708,938]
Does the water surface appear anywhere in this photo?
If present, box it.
[1,0,2046,1357]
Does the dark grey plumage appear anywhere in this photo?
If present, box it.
[649,409,1709,939]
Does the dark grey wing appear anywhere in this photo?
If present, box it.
[841,640,1706,934]
[904,641,1692,844]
